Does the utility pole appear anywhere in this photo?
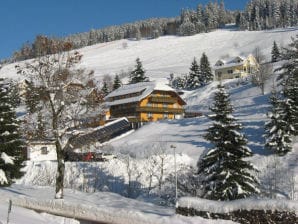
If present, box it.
[171,145,177,201]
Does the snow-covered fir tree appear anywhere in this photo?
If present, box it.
[129,58,149,84]
[24,81,40,114]
[200,53,213,85]
[265,89,292,156]
[0,78,25,186]
[237,0,298,31]
[172,75,187,90]
[101,82,110,95]
[179,15,197,36]
[271,41,281,62]
[187,58,201,89]
[277,35,298,136]
[113,75,122,90]
[197,85,259,201]
[36,111,47,140]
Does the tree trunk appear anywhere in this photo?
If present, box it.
[52,113,65,199]
[55,139,65,199]
[148,174,153,197]
[159,158,164,190]
[261,83,265,95]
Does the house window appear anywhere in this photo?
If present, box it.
[41,147,48,155]
[227,70,233,74]
[163,103,167,108]
[147,102,152,107]
[147,112,153,119]
[163,113,168,119]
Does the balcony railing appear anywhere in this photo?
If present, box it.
[149,96,177,103]
[110,108,136,117]
[136,106,184,114]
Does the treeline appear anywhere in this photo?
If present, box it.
[6,0,298,63]
[236,0,298,30]
[8,1,234,62]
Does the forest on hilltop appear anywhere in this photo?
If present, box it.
[5,0,298,63]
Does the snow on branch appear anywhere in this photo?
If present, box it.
[1,152,14,165]
[0,169,8,185]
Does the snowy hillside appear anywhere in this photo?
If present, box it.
[11,76,298,222]
[1,27,297,222]
[0,27,297,80]
[18,77,298,199]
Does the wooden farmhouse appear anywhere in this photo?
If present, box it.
[213,54,259,81]
[104,82,186,125]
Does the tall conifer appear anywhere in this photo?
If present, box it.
[265,89,292,155]
[0,78,25,186]
[271,41,281,62]
[129,58,149,84]
[198,85,259,200]
[113,75,122,90]
[200,53,213,85]
[187,57,201,89]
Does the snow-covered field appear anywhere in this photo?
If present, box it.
[0,185,236,224]
[0,27,297,80]
[0,27,297,223]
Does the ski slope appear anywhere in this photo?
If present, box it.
[0,27,297,81]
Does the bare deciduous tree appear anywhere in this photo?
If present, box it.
[16,43,98,199]
[252,62,273,95]
[152,141,168,191]
[253,46,265,64]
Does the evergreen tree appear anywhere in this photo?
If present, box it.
[0,78,25,186]
[179,18,197,36]
[36,111,46,140]
[25,81,40,114]
[129,58,149,84]
[271,41,281,62]
[197,85,259,200]
[200,53,213,85]
[283,69,298,135]
[113,75,122,90]
[172,75,187,90]
[218,0,226,27]
[101,82,110,95]
[265,89,292,155]
[277,35,298,136]
[187,57,201,89]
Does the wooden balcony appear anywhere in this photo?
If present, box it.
[149,96,177,103]
[110,108,137,117]
[136,106,184,114]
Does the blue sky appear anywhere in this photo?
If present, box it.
[0,0,247,60]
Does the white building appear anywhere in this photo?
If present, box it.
[27,140,57,161]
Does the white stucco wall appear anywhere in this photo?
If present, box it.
[27,143,57,161]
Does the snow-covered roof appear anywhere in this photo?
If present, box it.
[214,55,247,69]
[105,81,184,106]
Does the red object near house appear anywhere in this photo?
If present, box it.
[84,152,93,161]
